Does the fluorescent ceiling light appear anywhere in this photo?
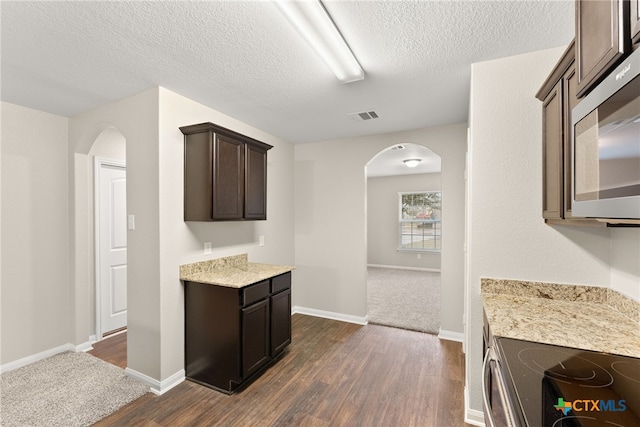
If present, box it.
[274,0,364,83]
[403,159,421,168]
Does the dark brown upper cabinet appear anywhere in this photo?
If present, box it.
[536,41,603,226]
[537,43,573,222]
[180,122,272,221]
[631,0,640,44]
[541,80,564,220]
[576,0,630,98]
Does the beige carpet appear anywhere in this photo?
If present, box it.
[0,351,149,427]
[367,266,440,334]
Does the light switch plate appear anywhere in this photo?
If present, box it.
[127,215,135,230]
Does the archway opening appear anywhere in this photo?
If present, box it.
[71,125,126,345]
[365,143,442,334]
[90,127,127,340]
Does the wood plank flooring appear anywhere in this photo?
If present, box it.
[89,331,127,369]
[90,314,473,426]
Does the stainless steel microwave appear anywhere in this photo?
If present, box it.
[572,48,640,220]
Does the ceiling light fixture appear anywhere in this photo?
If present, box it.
[273,0,364,84]
[403,159,422,168]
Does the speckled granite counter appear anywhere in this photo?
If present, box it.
[482,278,640,358]
[180,253,295,288]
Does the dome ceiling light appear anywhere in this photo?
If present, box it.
[403,159,422,168]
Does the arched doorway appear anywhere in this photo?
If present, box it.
[90,128,127,339]
[365,143,442,333]
[71,125,126,344]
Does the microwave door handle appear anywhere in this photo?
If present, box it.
[482,349,497,427]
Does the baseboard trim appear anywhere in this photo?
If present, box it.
[464,386,486,426]
[74,339,94,353]
[1,343,76,374]
[125,367,185,395]
[367,264,441,273]
[438,329,464,342]
[292,306,368,325]
[1,339,96,373]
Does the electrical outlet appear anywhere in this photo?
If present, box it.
[417,253,421,259]
[259,235,265,247]
[204,242,212,255]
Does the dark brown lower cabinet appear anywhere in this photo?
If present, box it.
[241,298,270,378]
[184,272,291,394]
[270,288,292,355]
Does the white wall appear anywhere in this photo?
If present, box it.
[610,228,640,300]
[367,173,441,270]
[156,88,295,381]
[70,88,162,379]
[90,127,127,159]
[294,124,466,333]
[1,86,294,386]
[1,102,70,363]
[465,46,632,418]
[68,87,294,388]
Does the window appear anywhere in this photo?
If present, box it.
[398,191,441,252]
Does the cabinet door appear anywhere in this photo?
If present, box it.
[542,81,564,220]
[184,131,213,221]
[576,0,628,97]
[242,298,270,378]
[563,64,579,219]
[270,288,291,355]
[184,282,242,391]
[632,0,640,44]
[244,143,268,220]
[213,134,244,220]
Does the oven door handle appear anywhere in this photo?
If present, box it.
[482,348,498,427]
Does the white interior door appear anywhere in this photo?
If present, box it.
[97,159,127,337]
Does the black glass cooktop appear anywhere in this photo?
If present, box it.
[496,337,640,427]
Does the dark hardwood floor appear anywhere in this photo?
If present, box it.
[90,314,473,426]
[89,331,127,369]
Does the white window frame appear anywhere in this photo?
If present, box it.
[397,191,442,253]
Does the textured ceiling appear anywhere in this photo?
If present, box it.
[1,1,574,144]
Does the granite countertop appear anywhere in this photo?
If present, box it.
[180,253,295,288]
[482,278,640,359]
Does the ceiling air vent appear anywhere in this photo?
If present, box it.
[348,110,379,121]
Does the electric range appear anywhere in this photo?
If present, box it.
[496,337,640,427]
